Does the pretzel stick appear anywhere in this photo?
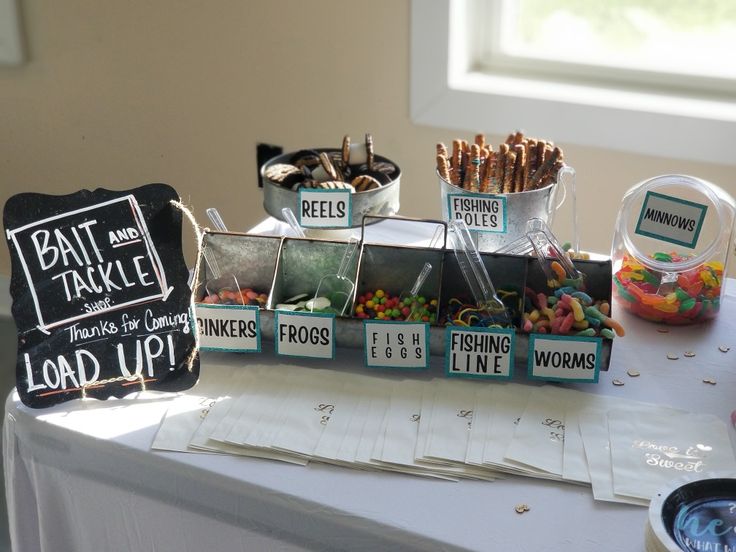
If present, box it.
[502,149,516,194]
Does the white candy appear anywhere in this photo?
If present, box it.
[275,304,298,311]
[306,296,331,311]
[285,293,308,303]
[349,142,368,166]
[310,165,331,182]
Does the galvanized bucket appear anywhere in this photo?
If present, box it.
[438,171,566,252]
[262,149,401,229]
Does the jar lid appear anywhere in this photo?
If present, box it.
[618,175,733,273]
[647,472,736,552]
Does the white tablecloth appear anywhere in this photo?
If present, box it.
[4,221,736,552]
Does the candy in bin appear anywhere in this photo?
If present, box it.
[197,209,269,307]
[308,237,360,316]
[444,219,512,328]
[198,244,267,307]
[498,218,624,339]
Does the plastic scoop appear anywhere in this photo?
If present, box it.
[202,208,267,306]
[525,219,583,289]
[206,208,228,232]
[398,262,434,322]
[310,237,360,316]
[497,218,584,289]
[201,242,243,303]
[203,208,238,297]
[557,166,579,255]
[448,219,511,327]
[281,207,306,238]
[428,224,444,249]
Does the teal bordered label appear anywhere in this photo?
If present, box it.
[363,320,430,370]
[445,326,515,380]
[274,310,336,360]
[298,188,352,228]
[447,193,507,234]
[634,191,708,249]
[195,303,260,353]
[527,334,601,383]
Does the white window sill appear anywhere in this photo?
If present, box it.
[410,0,736,166]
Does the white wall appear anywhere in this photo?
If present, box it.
[1,0,734,274]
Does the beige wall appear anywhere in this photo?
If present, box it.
[1,0,734,276]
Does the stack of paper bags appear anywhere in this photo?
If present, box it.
[152,362,736,504]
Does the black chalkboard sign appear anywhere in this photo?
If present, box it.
[3,183,199,408]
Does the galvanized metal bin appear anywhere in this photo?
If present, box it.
[524,256,614,369]
[262,149,401,228]
[198,231,282,300]
[269,237,360,310]
[194,223,614,371]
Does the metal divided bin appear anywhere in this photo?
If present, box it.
[524,256,614,369]
[356,244,445,313]
[270,237,360,309]
[194,219,615,372]
[439,251,527,328]
[198,232,282,300]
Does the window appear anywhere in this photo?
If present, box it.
[477,0,736,96]
[410,0,736,164]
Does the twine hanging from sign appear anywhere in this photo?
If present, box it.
[170,197,203,373]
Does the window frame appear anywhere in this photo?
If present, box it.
[410,0,736,166]
[476,0,736,97]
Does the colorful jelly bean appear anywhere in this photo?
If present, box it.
[356,289,437,322]
[613,252,723,325]
[200,287,268,307]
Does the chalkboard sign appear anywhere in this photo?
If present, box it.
[3,183,199,408]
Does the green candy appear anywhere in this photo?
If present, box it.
[652,252,672,262]
[576,328,596,337]
[678,298,696,313]
[675,288,692,302]
[600,328,616,339]
[613,275,637,302]
[641,270,660,285]
[585,306,606,321]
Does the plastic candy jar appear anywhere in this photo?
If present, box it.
[611,175,734,325]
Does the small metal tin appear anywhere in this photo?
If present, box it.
[262,149,401,229]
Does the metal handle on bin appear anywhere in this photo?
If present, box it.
[359,215,448,249]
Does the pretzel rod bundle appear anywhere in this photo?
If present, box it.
[436,131,564,194]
